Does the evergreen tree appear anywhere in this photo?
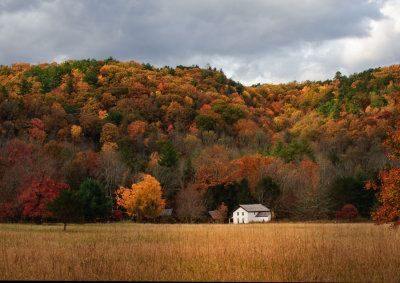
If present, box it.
[158,139,178,167]
[65,76,74,94]
[204,179,255,215]
[47,189,84,231]
[18,77,32,95]
[78,178,112,221]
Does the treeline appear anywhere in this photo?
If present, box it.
[1,59,399,224]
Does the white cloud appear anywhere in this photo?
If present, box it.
[340,0,400,73]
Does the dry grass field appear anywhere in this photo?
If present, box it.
[0,222,399,282]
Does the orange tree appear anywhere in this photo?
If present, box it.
[366,125,400,227]
[115,174,165,221]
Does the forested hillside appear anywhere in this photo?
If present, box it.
[1,59,399,222]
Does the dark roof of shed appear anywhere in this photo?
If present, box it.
[208,210,223,220]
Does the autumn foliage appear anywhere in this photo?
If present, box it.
[335,204,359,220]
[1,59,400,223]
[127,120,147,140]
[115,174,165,220]
[366,121,400,227]
[18,177,69,221]
[216,202,228,221]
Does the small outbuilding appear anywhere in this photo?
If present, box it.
[232,204,271,224]
[208,210,224,223]
[160,208,173,217]
[158,208,176,223]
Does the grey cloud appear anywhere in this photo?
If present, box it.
[0,0,387,84]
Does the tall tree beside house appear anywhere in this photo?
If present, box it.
[294,160,332,220]
[216,202,228,222]
[115,174,165,221]
[204,179,255,215]
[175,183,206,223]
[254,176,281,211]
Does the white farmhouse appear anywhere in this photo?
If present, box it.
[232,204,271,224]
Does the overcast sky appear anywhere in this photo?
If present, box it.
[0,0,399,85]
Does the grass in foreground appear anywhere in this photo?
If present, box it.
[0,222,399,282]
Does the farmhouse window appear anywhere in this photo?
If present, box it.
[242,212,244,216]
[237,212,239,216]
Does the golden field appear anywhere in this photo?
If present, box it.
[0,222,399,282]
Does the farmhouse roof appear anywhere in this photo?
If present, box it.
[160,208,173,216]
[238,204,270,212]
[208,210,223,220]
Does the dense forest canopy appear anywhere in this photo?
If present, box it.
[1,58,399,223]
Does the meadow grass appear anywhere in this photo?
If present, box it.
[0,222,399,282]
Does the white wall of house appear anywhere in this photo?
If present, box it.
[232,207,248,224]
[232,207,271,224]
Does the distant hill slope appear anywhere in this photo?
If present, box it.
[1,59,399,221]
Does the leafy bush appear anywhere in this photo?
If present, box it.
[335,204,359,220]
[111,209,123,221]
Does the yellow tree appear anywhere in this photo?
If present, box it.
[100,123,119,144]
[115,174,165,221]
[70,125,82,142]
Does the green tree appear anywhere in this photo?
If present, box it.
[254,176,281,210]
[329,174,377,218]
[204,179,255,216]
[1,85,9,99]
[18,77,32,95]
[78,178,112,221]
[47,189,84,231]
[105,110,124,125]
[158,139,179,167]
[195,115,216,131]
[64,76,74,94]
[83,65,100,86]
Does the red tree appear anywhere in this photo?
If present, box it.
[18,177,69,222]
[335,204,359,220]
[0,139,33,220]
[29,118,46,143]
[127,120,147,140]
[216,202,228,221]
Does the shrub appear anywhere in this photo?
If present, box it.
[111,209,123,221]
[335,204,359,220]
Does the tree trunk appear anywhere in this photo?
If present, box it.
[63,222,67,231]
